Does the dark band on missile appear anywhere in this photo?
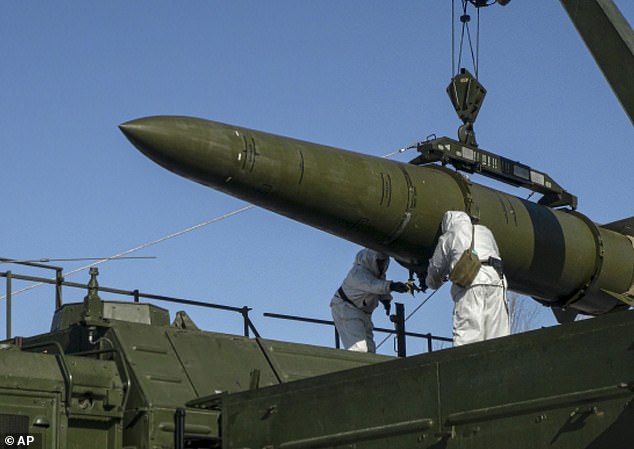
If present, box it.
[241,135,258,172]
[297,150,305,185]
[526,203,565,289]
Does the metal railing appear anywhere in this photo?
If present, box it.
[264,302,452,356]
[1,259,451,356]
[1,258,65,340]
[0,261,260,340]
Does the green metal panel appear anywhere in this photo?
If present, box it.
[222,358,440,448]
[51,302,170,331]
[110,309,394,407]
[0,390,59,449]
[438,314,634,448]
[164,329,281,394]
[110,323,199,408]
[220,310,634,448]
[0,347,67,394]
[123,407,218,449]
[257,339,391,383]
[66,418,121,449]
[0,345,125,449]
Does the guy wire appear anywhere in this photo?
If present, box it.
[1,205,255,300]
[4,148,409,301]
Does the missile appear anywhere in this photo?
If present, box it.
[119,115,634,315]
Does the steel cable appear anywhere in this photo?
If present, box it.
[1,205,255,300]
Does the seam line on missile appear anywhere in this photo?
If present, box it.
[298,150,305,184]
[241,135,258,172]
[383,167,416,244]
[380,173,392,207]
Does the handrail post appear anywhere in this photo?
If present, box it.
[242,306,251,337]
[175,408,186,449]
[393,302,406,357]
[6,271,12,339]
[55,268,63,309]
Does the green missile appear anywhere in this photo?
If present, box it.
[119,116,634,315]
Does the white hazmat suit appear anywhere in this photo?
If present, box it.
[330,249,395,353]
[426,211,510,346]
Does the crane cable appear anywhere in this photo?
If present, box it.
[452,0,495,79]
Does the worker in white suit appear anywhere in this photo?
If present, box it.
[425,211,510,346]
[330,248,409,353]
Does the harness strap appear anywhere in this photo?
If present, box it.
[337,287,358,309]
[480,256,503,279]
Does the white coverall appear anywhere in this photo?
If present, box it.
[426,211,510,346]
[330,249,393,353]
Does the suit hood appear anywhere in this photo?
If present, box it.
[354,248,389,277]
[441,210,472,233]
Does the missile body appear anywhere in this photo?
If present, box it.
[120,116,634,315]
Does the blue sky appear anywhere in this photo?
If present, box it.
[2,1,632,355]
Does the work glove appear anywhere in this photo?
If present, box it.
[406,280,424,296]
[390,281,409,293]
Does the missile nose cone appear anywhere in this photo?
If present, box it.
[119,116,182,163]
[119,116,240,188]
[118,120,145,144]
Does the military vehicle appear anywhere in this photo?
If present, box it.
[1,0,633,448]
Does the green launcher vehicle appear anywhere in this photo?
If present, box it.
[2,1,633,448]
